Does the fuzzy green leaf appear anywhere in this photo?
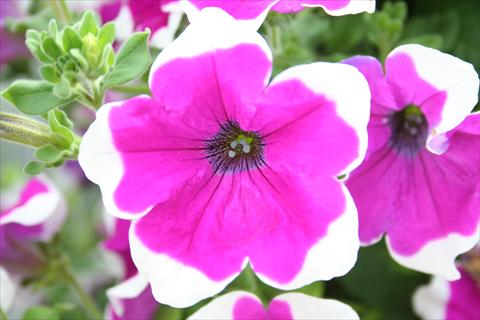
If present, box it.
[63,26,82,51]
[78,11,99,37]
[1,80,73,114]
[103,31,151,88]
[40,65,60,83]
[24,161,45,176]
[41,36,63,59]
[35,144,65,163]
[98,22,116,48]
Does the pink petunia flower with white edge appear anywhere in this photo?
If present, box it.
[103,218,158,320]
[412,248,480,320]
[0,177,65,272]
[72,0,183,49]
[342,44,480,280]
[189,290,359,320]
[183,0,375,30]
[79,7,371,307]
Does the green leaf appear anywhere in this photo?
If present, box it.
[1,80,73,114]
[40,65,60,83]
[78,11,99,37]
[24,161,45,176]
[41,36,63,60]
[69,48,89,70]
[103,31,152,88]
[22,306,60,320]
[48,19,58,38]
[25,38,51,63]
[35,144,65,163]
[48,109,74,145]
[53,77,72,99]
[63,26,82,51]
[98,22,116,48]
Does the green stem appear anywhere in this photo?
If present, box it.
[49,0,70,23]
[0,112,66,148]
[58,0,72,23]
[0,308,8,320]
[62,269,102,319]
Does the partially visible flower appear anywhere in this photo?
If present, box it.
[413,248,480,320]
[73,0,183,49]
[189,290,359,320]
[0,0,30,65]
[183,0,375,30]
[0,177,65,273]
[343,44,479,279]
[103,218,158,320]
[79,8,371,307]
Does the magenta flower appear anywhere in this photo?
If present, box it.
[0,0,30,65]
[0,177,65,273]
[79,8,371,307]
[103,218,158,320]
[189,291,359,319]
[343,44,480,279]
[413,266,480,320]
[184,0,375,30]
[74,0,183,48]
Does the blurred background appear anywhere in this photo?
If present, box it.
[1,0,479,319]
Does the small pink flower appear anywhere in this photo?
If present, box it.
[0,177,65,273]
[79,8,371,307]
[413,267,480,320]
[103,218,158,320]
[343,44,480,279]
[184,0,375,30]
[189,290,359,320]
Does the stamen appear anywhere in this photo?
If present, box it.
[387,105,428,156]
[204,120,265,174]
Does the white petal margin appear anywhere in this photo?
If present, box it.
[412,276,449,320]
[150,1,184,49]
[188,291,258,320]
[78,99,153,219]
[110,5,135,42]
[386,224,480,280]
[0,267,15,312]
[149,7,273,91]
[106,273,149,317]
[269,62,371,176]
[129,223,247,308]
[303,0,375,16]
[387,44,479,155]
[275,292,360,320]
[0,178,65,241]
[254,185,359,290]
[181,0,277,31]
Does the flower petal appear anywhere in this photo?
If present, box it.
[412,275,449,320]
[182,1,276,30]
[273,0,375,15]
[106,273,150,317]
[130,164,358,306]
[0,267,15,312]
[387,44,479,139]
[274,292,359,319]
[252,62,370,177]
[0,178,65,240]
[149,7,272,125]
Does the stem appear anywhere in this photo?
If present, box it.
[0,308,8,320]
[62,269,102,319]
[0,112,66,148]
[49,0,70,23]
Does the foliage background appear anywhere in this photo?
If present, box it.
[0,0,479,319]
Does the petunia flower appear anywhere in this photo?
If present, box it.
[0,177,66,273]
[412,248,480,320]
[189,290,359,320]
[0,0,30,65]
[183,0,375,30]
[96,0,183,49]
[103,218,158,320]
[79,8,371,307]
[343,44,480,280]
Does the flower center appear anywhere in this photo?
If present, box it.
[205,120,265,174]
[387,105,428,156]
